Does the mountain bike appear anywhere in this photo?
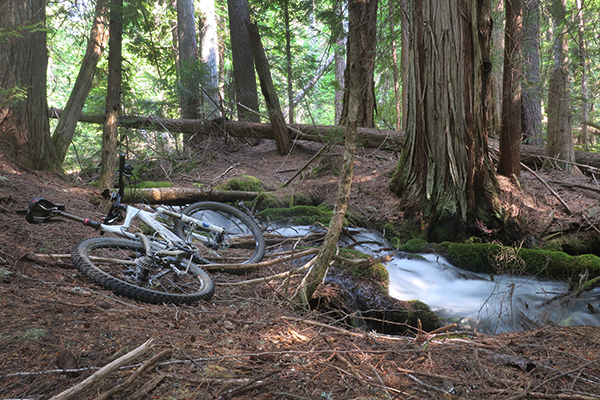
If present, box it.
[26,154,265,305]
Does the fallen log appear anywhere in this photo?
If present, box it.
[48,108,405,151]
[521,143,600,171]
[122,187,263,205]
[49,108,600,169]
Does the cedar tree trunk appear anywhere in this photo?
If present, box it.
[389,0,503,242]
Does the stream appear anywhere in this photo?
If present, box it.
[275,225,600,334]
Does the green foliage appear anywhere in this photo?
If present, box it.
[0,86,27,108]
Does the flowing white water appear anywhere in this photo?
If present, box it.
[386,253,600,333]
[276,225,600,334]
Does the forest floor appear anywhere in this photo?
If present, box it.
[1,137,600,399]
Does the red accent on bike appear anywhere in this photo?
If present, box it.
[83,218,90,225]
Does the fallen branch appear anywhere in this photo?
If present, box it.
[521,162,573,214]
[204,248,319,271]
[49,339,155,400]
[217,370,279,400]
[122,188,263,205]
[95,348,172,400]
[549,180,600,194]
[281,137,335,187]
[130,373,166,400]
[218,256,317,287]
[331,253,394,268]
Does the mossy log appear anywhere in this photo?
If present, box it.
[445,242,600,281]
[122,188,263,205]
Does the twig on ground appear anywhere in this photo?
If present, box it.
[218,256,317,287]
[130,373,166,400]
[521,162,573,214]
[94,348,172,400]
[49,339,155,400]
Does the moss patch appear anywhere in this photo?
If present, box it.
[215,175,265,192]
[399,238,429,253]
[334,248,389,287]
[256,204,336,226]
[446,242,600,281]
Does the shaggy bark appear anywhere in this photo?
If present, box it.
[546,0,574,171]
[389,0,502,242]
[99,0,122,191]
[227,0,260,122]
[177,0,201,121]
[0,0,59,170]
[522,0,542,146]
[340,0,377,127]
[497,0,523,178]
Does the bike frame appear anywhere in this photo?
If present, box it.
[28,153,227,259]
[100,205,225,247]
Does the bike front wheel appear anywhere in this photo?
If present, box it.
[177,201,265,266]
[72,237,214,304]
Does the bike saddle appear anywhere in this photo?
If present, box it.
[26,198,65,224]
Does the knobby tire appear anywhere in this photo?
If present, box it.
[72,237,214,304]
[177,201,265,267]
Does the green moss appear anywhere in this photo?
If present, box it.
[215,175,265,192]
[251,192,284,211]
[399,238,428,253]
[335,248,389,285]
[256,204,341,226]
[446,243,600,281]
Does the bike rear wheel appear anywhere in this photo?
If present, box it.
[177,201,265,266]
[72,237,214,304]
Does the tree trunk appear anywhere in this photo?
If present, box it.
[489,1,504,139]
[0,0,58,170]
[546,0,574,171]
[177,0,201,123]
[340,0,377,128]
[284,0,294,124]
[227,0,260,122]
[99,0,123,191]
[198,0,221,118]
[52,0,110,165]
[400,0,409,131]
[292,0,368,307]
[498,0,523,178]
[247,22,292,155]
[389,1,401,131]
[522,0,542,146]
[333,2,346,125]
[576,0,589,151]
[389,0,502,242]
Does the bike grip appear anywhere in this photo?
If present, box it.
[119,153,125,173]
[118,153,126,197]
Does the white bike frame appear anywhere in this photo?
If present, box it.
[98,206,226,252]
